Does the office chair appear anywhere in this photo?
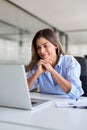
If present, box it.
[75,56,87,96]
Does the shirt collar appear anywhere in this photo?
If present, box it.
[56,54,63,67]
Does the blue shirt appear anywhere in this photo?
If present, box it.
[27,55,84,99]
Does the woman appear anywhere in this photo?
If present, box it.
[26,28,84,99]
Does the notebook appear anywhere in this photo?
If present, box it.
[0,65,50,110]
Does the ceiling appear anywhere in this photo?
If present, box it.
[8,0,87,44]
[9,0,87,31]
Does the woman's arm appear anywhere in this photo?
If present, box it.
[27,70,40,89]
[27,63,46,89]
[50,68,71,93]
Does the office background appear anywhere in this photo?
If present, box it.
[0,0,87,65]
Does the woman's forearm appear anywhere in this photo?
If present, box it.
[50,69,71,93]
[27,70,41,89]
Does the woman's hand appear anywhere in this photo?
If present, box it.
[37,59,54,74]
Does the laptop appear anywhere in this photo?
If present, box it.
[0,65,50,110]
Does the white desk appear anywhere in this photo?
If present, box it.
[0,92,87,130]
[0,122,48,130]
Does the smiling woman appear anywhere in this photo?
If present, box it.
[26,28,84,99]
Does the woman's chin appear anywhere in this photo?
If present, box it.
[43,57,48,60]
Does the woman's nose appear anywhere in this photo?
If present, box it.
[40,47,45,53]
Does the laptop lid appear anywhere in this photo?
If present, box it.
[0,65,50,110]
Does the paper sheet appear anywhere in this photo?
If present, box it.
[55,98,87,109]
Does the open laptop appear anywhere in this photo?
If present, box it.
[0,65,50,110]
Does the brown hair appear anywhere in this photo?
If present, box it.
[26,28,65,72]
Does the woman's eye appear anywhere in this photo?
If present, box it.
[44,45,47,48]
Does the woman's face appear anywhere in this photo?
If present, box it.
[36,37,58,61]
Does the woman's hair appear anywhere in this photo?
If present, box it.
[26,28,65,71]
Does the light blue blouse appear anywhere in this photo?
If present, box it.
[27,55,84,99]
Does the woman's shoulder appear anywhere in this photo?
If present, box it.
[61,54,75,61]
[61,54,78,66]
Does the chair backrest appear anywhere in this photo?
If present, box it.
[75,57,87,76]
[75,56,87,96]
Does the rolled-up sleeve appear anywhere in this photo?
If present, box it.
[26,66,39,91]
[64,56,84,99]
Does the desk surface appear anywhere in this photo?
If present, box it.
[0,92,87,130]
